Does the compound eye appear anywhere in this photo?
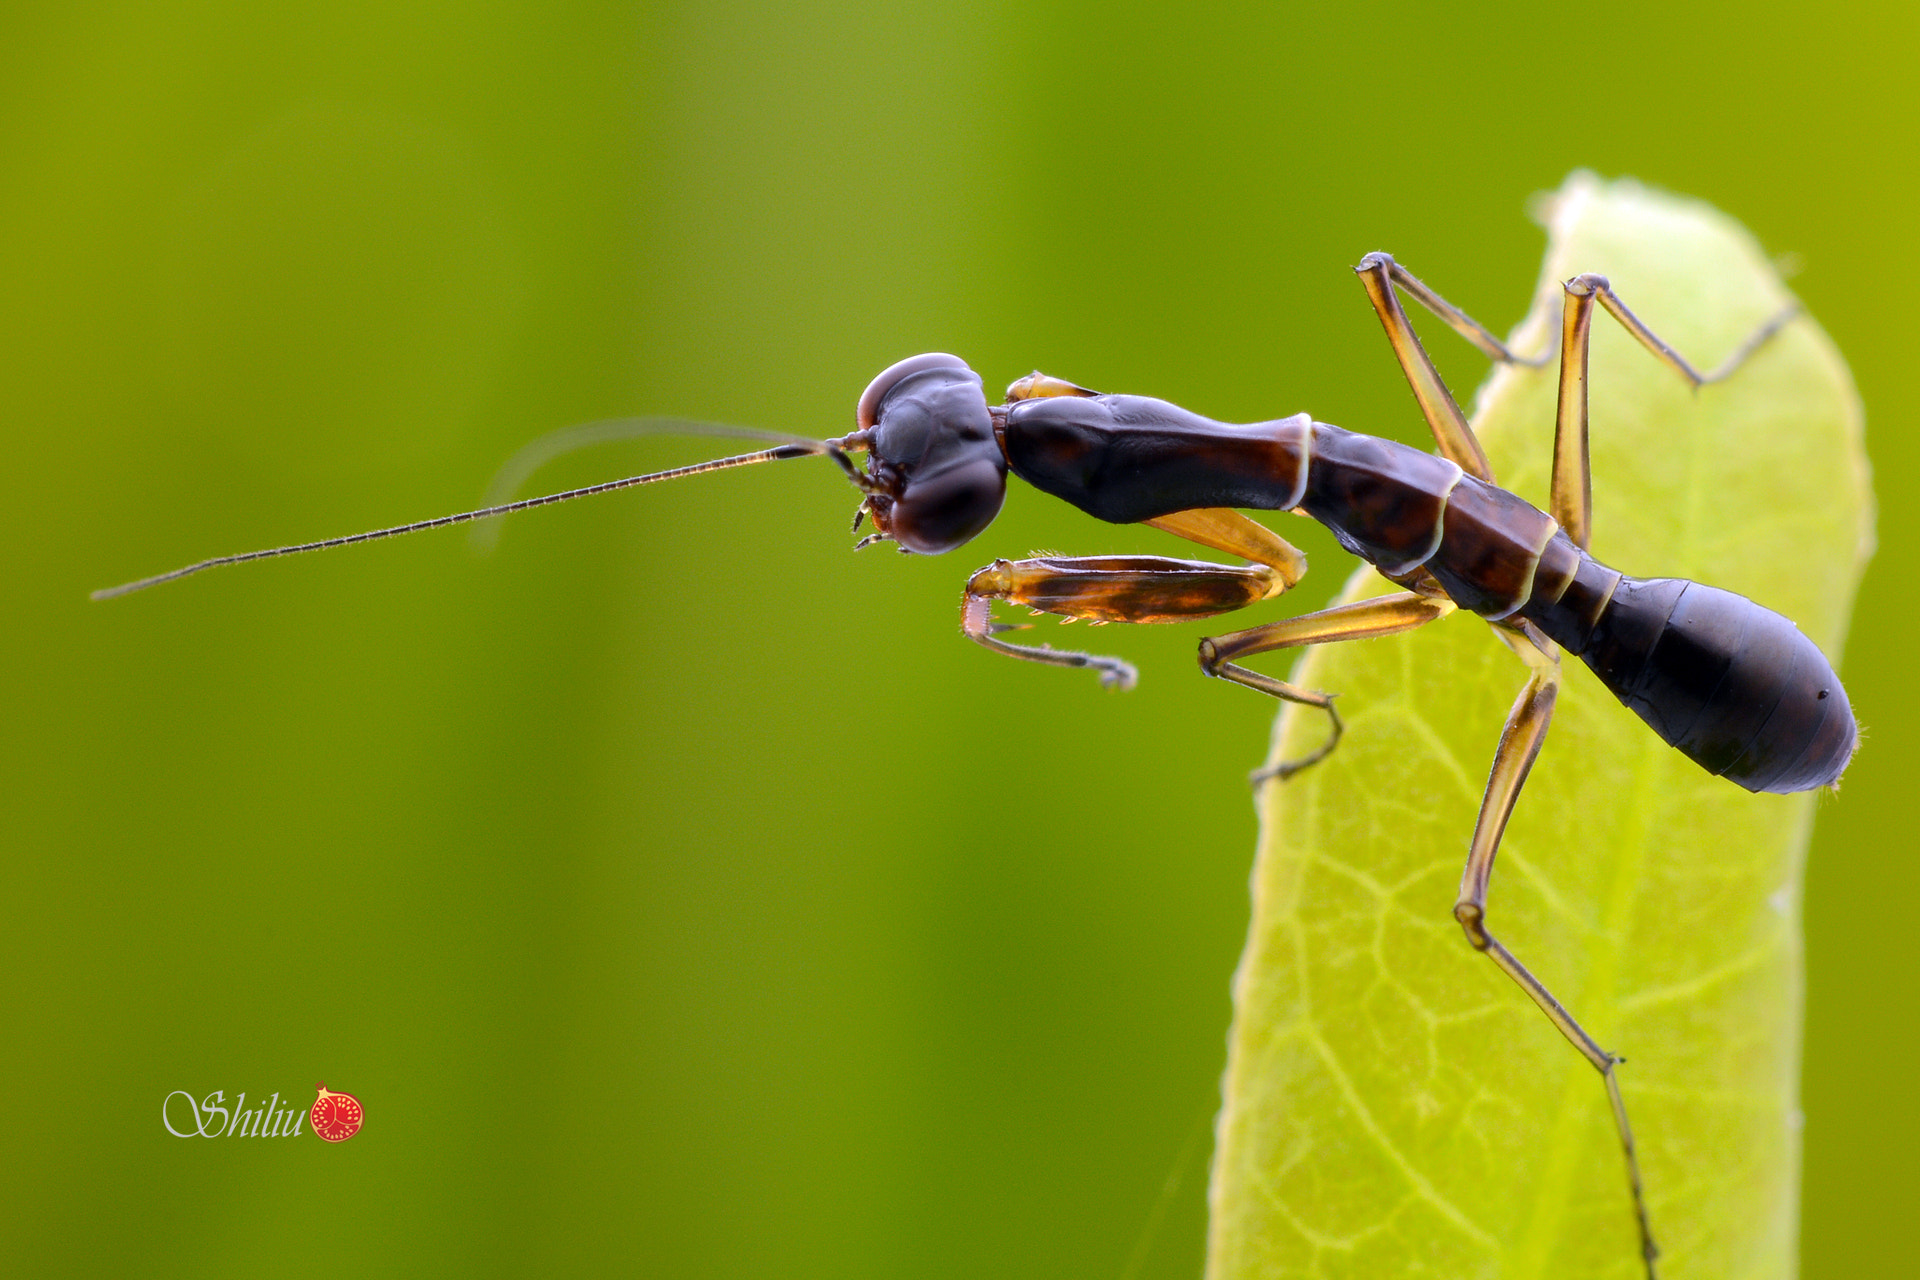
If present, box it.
[887,453,1008,555]
[857,352,975,430]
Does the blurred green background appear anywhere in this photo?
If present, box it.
[4,2,1912,1275]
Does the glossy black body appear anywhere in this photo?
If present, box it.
[997,392,1856,793]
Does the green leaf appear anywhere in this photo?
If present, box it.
[1206,174,1874,1279]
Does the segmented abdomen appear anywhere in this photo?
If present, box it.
[1000,401,1856,791]
[1522,568,1857,793]
[1297,424,1559,617]
[1294,423,1856,792]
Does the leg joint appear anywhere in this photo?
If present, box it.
[1452,901,1491,950]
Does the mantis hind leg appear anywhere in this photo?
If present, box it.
[1549,274,1797,550]
[1354,251,1549,483]
[1354,249,1795,553]
[1455,623,1659,1278]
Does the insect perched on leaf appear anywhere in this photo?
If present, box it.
[95,175,1870,1279]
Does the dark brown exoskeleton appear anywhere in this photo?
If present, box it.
[845,270,1847,1280]
[93,254,1851,1279]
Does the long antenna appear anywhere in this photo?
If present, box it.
[92,438,830,601]
[470,416,822,552]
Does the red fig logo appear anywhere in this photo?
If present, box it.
[309,1082,364,1143]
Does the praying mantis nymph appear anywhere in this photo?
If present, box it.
[95,174,1872,1279]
